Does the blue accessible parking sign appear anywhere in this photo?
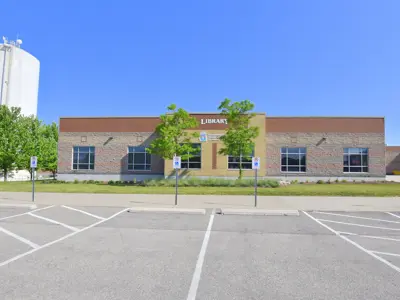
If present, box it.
[199,132,207,142]
[252,157,260,170]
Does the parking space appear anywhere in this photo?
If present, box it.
[0,205,400,299]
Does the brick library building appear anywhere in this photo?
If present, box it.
[57,113,400,182]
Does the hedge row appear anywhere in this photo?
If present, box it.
[40,178,280,188]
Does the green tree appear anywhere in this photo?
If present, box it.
[16,116,44,179]
[217,98,259,179]
[0,105,24,181]
[39,122,59,179]
[147,104,200,168]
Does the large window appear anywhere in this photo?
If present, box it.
[128,146,151,170]
[73,146,95,170]
[343,148,368,173]
[181,143,202,169]
[281,147,306,172]
[228,149,254,170]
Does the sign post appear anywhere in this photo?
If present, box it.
[30,156,38,203]
[252,157,260,207]
[173,155,181,205]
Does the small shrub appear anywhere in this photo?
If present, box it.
[317,180,324,184]
[325,180,331,184]
[108,180,114,185]
[335,179,339,183]
[341,179,347,183]
[73,179,79,184]
[144,179,158,187]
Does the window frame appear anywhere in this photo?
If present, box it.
[280,147,307,173]
[72,146,95,170]
[343,147,369,173]
[127,146,152,171]
[181,143,202,170]
[227,148,254,170]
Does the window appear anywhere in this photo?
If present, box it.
[228,149,254,170]
[73,146,95,170]
[181,143,202,169]
[343,148,368,173]
[281,147,306,172]
[128,146,151,170]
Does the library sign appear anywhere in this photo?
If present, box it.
[200,118,228,125]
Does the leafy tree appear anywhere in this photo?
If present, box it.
[0,105,24,181]
[39,122,59,179]
[147,104,200,167]
[217,98,259,179]
[16,116,42,179]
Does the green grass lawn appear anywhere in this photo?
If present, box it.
[0,181,399,196]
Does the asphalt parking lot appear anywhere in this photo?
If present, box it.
[0,205,400,300]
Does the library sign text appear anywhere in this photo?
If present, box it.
[200,118,228,125]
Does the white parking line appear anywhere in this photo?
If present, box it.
[313,211,400,224]
[371,251,400,258]
[0,205,55,221]
[317,219,400,231]
[61,205,105,220]
[186,209,215,300]
[337,231,357,236]
[303,211,400,274]
[0,226,39,249]
[338,231,400,242]
[386,212,400,220]
[0,207,128,268]
[28,212,79,232]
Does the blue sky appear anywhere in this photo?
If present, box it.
[1,0,399,144]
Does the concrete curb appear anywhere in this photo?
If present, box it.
[0,203,37,209]
[219,209,299,216]
[127,207,206,215]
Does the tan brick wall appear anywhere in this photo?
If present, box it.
[266,132,385,177]
[386,148,400,174]
[58,132,164,175]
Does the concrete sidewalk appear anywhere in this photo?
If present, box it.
[0,192,399,211]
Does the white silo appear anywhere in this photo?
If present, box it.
[0,37,40,117]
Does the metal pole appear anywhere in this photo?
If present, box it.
[32,168,35,203]
[175,168,178,206]
[255,168,258,207]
